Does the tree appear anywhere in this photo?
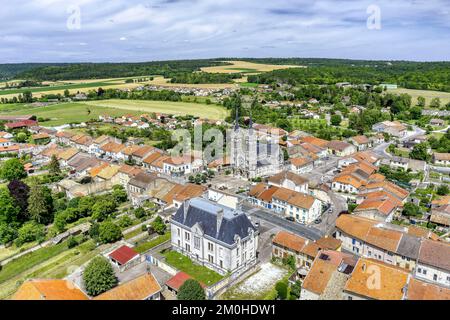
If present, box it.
[402,203,421,217]
[134,207,146,219]
[112,185,127,203]
[177,279,206,300]
[0,223,17,245]
[48,155,61,176]
[290,280,301,300]
[92,200,117,221]
[282,255,296,270]
[330,114,342,126]
[83,256,118,296]
[430,97,441,109]
[27,184,53,224]
[437,184,449,196]
[15,221,45,246]
[0,158,27,181]
[64,89,70,97]
[98,220,122,243]
[417,96,426,107]
[275,280,288,300]
[15,132,28,143]
[151,216,166,235]
[410,143,430,161]
[7,179,30,222]
[0,187,20,224]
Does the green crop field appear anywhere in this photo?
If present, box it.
[0,99,229,126]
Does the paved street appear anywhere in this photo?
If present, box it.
[244,203,323,241]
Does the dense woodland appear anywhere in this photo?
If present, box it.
[169,72,242,84]
[1,60,228,81]
[247,60,450,92]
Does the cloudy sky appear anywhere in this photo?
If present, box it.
[1,0,449,63]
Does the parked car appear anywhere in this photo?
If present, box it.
[285,217,295,222]
[314,218,322,224]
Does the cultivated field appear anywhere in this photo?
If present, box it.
[387,88,450,107]
[84,99,229,119]
[0,99,229,126]
[146,76,237,89]
[201,60,302,74]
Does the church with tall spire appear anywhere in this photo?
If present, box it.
[230,106,283,179]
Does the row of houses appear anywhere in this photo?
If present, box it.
[271,214,450,300]
[248,171,323,224]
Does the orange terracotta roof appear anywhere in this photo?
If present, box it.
[143,152,163,165]
[121,145,141,156]
[354,198,397,216]
[302,258,337,295]
[94,273,161,300]
[365,227,402,252]
[407,278,450,300]
[89,163,109,177]
[335,214,376,240]
[316,237,342,251]
[132,145,155,158]
[344,258,409,300]
[300,136,329,148]
[101,142,125,153]
[272,231,307,253]
[301,242,321,258]
[333,174,364,189]
[12,280,88,300]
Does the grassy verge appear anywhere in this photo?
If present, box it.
[123,228,145,240]
[162,250,224,286]
[134,232,171,253]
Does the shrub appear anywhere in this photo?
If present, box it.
[82,256,118,296]
[275,280,288,300]
[177,279,206,300]
[67,236,78,249]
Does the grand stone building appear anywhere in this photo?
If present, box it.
[170,197,259,275]
[230,110,282,179]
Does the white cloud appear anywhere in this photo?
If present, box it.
[0,0,449,62]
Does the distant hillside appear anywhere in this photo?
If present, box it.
[243,59,450,92]
[13,60,228,81]
[0,63,56,81]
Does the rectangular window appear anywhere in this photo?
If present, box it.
[185,232,190,241]
[194,236,200,249]
[208,255,214,264]
[208,242,214,251]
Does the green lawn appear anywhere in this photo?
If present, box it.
[162,250,224,286]
[0,99,229,126]
[123,228,145,240]
[134,232,171,253]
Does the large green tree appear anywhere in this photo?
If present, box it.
[0,186,20,224]
[0,158,27,181]
[83,256,118,296]
[410,143,430,161]
[48,154,61,176]
[177,279,206,300]
[27,184,54,224]
[98,221,122,243]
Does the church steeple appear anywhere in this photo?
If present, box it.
[234,105,240,130]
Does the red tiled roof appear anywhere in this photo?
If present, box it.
[165,272,205,291]
[108,245,139,265]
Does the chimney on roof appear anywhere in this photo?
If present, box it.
[183,199,189,222]
[217,208,224,233]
